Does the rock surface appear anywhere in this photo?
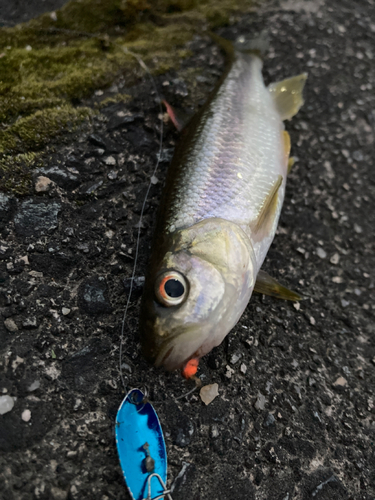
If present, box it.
[0,0,374,499]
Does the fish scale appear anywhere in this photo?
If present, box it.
[163,53,284,241]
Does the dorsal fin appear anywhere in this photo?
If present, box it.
[268,73,307,121]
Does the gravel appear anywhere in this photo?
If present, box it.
[0,0,375,499]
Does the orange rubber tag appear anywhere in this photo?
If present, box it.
[181,358,199,379]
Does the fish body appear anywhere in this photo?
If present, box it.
[140,44,306,372]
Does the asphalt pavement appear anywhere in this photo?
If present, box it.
[0,0,374,499]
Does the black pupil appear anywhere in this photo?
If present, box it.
[164,278,184,298]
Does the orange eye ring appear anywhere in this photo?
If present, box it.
[155,271,187,307]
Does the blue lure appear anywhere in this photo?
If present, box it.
[116,388,173,500]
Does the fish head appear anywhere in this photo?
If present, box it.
[140,218,256,371]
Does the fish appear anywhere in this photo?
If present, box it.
[139,35,307,375]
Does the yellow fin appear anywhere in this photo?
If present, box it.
[254,270,302,301]
[283,130,291,167]
[254,175,283,233]
[287,157,295,174]
[268,73,307,121]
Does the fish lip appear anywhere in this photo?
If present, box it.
[155,343,183,371]
[155,337,197,371]
[156,346,177,370]
[152,326,195,369]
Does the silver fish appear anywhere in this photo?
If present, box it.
[140,39,307,374]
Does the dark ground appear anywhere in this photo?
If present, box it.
[0,0,67,26]
[1,0,375,499]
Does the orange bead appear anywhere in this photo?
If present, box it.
[181,358,199,379]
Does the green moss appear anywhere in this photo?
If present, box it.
[0,0,253,194]
[0,105,92,153]
[0,152,43,195]
[98,94,132,109]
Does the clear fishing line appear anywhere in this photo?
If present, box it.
[118,46,164,392]
[117,46,199,403]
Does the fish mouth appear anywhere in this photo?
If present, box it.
[155,344,189,371]
[154,330,204,371]
[157,346,178,370]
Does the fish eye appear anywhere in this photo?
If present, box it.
[155,271,187,307]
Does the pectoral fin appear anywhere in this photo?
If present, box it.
[162,99,192,131]
[268,73,307,121]
[254,270,302,301]
[253,175,283,233]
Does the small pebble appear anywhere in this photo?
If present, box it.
[0,395,15,415]
[23,317,37,329]
[200,383,219,405]
[354,223,362,234]
[254,392,266,411]
[333,376,347,387]
[316,247,327,259]
[210,424,219,438]
[35,176,53,193]
[19,255,29,265]
[62,307,71,316]
[12,356,24,371]
[4,318,18,332]
[240,363,247,374]
[22,409,31,422]
[230,352,241,364]
[107,170,118,180]
[330,253,340,265]
[104,156,116,166]
[332,276,344,283]
[29,270,43,278]
[27,380,40,392]
[263,413,276,428]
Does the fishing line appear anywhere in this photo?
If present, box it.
[117,46,164,392]
[116,47,200,403]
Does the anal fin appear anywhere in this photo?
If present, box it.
[268,73,307,121]
[255,270,302,301]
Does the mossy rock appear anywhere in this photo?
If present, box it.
[0,0,253,195]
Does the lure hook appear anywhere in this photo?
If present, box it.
[143,473,173,500]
